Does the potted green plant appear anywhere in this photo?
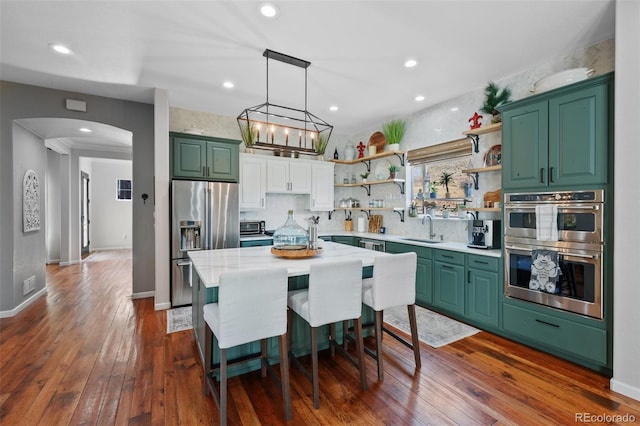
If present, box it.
[315,133,328,156]
[239,121,257,151]
[382,119,406,151]
[439,171,453,198]
[360,171,370,183]
[480,82,512,123]
[428,182,438,198]
[388,165,400,179]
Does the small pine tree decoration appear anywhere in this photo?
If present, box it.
[480,82,512,123]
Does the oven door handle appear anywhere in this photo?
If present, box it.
[504,245,599,260]
[504,204,600,210]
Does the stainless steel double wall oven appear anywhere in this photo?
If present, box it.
[503,190,605,319]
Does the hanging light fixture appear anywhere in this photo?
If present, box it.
[237,49,333,158]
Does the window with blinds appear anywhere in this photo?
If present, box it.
[407,138,473,216]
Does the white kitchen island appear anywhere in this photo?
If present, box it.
[189,241,390,288]
[189,241,389,376]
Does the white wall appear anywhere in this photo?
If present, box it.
[46,149,61,263]
[88,159,133,250]
[611,0,640,402]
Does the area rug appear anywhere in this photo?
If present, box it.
[166,306,193,334]
[383,305,480,348]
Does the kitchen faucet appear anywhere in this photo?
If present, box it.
[422,213,436,239]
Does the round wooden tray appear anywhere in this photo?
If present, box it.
[368,131,386,151]
[271,247,322,259]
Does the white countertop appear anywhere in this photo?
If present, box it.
[189,241,390,288]
[322,231,502,258]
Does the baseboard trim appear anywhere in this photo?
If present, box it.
[132,291,154,300]
[59,259,81,266]
[611,378,640,402]
[0,287,47,318]
[155,301,171,311]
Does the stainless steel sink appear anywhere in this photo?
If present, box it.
[401,238,442,244]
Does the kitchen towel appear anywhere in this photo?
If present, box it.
[529,249,561,294]
[535,205,558,241]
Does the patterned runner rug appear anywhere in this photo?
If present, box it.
[384,305,480,348]
[166,306,193,334]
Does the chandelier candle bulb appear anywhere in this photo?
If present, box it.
[256,125,260,142]
[271,126,275,143]
[285,128,289,145]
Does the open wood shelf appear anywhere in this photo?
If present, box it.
[330,150,406,165]
[462,165,502,173]
[462,122,502,136]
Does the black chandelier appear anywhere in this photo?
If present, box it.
[237,49,333,157]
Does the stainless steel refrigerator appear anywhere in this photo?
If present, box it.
[171,180,239,307]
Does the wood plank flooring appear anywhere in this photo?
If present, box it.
[1,250,639,425]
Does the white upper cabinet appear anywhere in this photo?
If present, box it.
[239,154,266,210]
[311,162,335,211]
[266,157,312,194]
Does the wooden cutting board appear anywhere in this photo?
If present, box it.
[483,189,502,203]
[368,132,386,151]
[368,215,383,233]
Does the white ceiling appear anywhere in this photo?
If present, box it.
[1,0,615,145]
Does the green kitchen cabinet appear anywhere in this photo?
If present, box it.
[500,73,611,190]
[240,238,273,247]
[502,301,607,368]
[386,241,433,306]
[171,132,240,182]
[330,235,360,246]
[433,250,465,316]
[466,254,500,328]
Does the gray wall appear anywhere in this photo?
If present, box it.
[0,81,154,312]
[12,124,47,302]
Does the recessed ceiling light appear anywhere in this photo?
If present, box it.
[49,43,73,55]
[404,59,417,68]
[450,107,459,112]
[260,3,279,18]
[79,127,92,133]
[223,81,234,89]
[415,95,425,102]
[329,105,338,111]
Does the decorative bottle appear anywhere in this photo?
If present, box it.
[273,210,309,250]
[333,148,339,160]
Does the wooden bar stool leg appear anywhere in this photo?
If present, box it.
[311,327,320,409]
[220,348,228,426]
[354,317,368,390]
[278,333,292,420]
[261,338,268,377]
[329,323,336,358]
[407,304,421,369]
[287,308,293,352]
[374,310,384,381]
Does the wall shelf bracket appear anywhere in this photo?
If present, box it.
[469,172,479,190]
[466,134,480,153]
[394,209,405,222]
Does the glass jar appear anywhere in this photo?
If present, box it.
[273,210,309,250]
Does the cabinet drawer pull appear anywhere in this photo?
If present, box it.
[467,270,471,283]
[473,260,489,265]
[442,265,453,270]
[549,166,554,183]
[540,168,545,183]
[441,254,454,259]
[535,319,559,328]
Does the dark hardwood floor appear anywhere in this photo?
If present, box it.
[1,250,639,425]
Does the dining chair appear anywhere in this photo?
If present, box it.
[287,259,367,409]
[361,251,421,381]
[203,267,291,425]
